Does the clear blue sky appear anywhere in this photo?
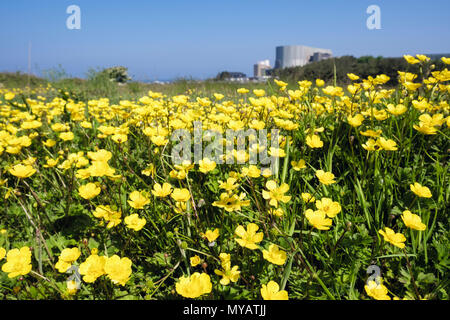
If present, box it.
[1,0,449,81]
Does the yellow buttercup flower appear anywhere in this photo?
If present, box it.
[124,213,146,231]
[315,198,341,218]
[262,180,291,208]
[347,73,360,81]
[4,92,15,100]
[8,164,36,179]
[404,55,420,64]
[171,188,190,202]
[79,254,107,283]
[198,158,216,173]
[190,255,201,267]
[261,281,288,300]
[176,272,212,298]
[305,209,332,230]
[66,280,79,295]
[151,182,173,197]
[401,210,426,231]
[104,255,132,286]
[410,182,432,198]
[315,170,336,185]
[378,227,406,249]
[377,137,398,151]
[306,134,323,148]
[301,192,315,203]
[262,244,287,265]
[291,159,306,171]
[365,280,391,300]
[235,223,263,250]
[59,131,74,141]
[0,247,6,260]
[1,247,32,278]
[201,228,219,243]
[127,191,150,209]
[347,114,365,127]
[78,183,101,200]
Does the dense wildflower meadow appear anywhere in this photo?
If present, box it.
[0,55,449,300]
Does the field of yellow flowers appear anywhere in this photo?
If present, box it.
[0,55,449,300]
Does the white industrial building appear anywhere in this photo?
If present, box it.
[274,45,332,69]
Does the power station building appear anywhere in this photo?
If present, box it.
[253,60,272,78]
[274,45,332,69]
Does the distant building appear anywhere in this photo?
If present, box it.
[275,45,332,69]
[426,53,450,60]
[254,59,272,78]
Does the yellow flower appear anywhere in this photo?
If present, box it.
[253,89,266,97]
[305,209,332,230]
[0,247,6,260]
[387,104,407,116]
[55,260,72,273]
[377,137,398,151]
[416,54,430,62]
[79,254,107,283]
[66,280,79,295]
[127,191,150,209]
[401,210,426,231]
[261,281,288,300]
[4,92,15,100]
[1,247,32,278]
[151,182,173,197]
[87,149,112,162]
[291,159,306,171]
[347,114,365,127]
[60,247,81,262]
[301,192,315,203]
[441,57,450,64]
[235,223,263,250]
[171,188,190,202]
[213,193,251,212]
[43,139,56,147]
[218,178,239,192]
[201,228,219,243]
[315,198,341,218]
[198,158,216,173]
[124,214,146,231]
[306,135,323,148]
[190,255,201,267]
[59,132,74,141]
[8,164,36,179]
[262,244,287,265]
[104,255,132,286]
[78,183,101,200]
[56,247,81,272]
[404,55,420,64]
[410,182,432,198]
[142,163,155,177]
[347,73,360,81]
[378,227,406,249]
[241,165,261,178]
[315,170,336,185]
[262,180,291,208]
[214,263,240,285]
[237,88,249,94]
[360,129,382,138]
[365,280,391,300]
[315,79,325,87]
[176,272,212,298]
